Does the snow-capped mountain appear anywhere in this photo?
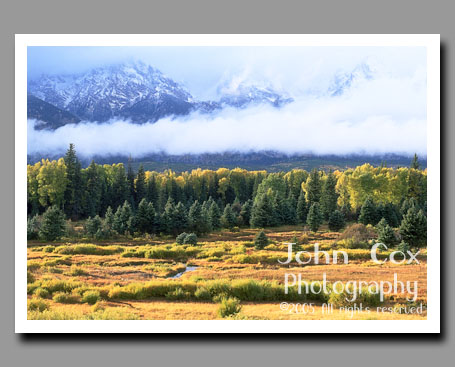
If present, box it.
[27,61,293,126]
[328,62,376,97]
[218,83,293,108]
[28,61,193,122]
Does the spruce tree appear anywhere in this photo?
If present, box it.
[136,198,155,234]
[174,201,189,234]
[411,153,420,169]
[135,165,146,206]
[63,143,83,220]
[250,194,272,228]
[254,230,269,250]
[306,202,323,232]
[188,200,205,234]
[358,196,378,225]
[162,198,177,234]
[39,206,66,241]
[146,175,159,208]
[296,190,308,224]
[320,172,338,220]
[104,206,114,231]
[208,201,222,229]
[85,160,102,218]
[399,207,427,248]
[376,218,397,246]
[240,199,253,226]
[221,204,237,229]
[85,215,102,237]
[126,158,136,209]
[305,169,322,206]
[112,201,133,235]
[328,210,345,232]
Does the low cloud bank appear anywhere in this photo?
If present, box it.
[27,74,427,158]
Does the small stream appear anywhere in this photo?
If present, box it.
[170,265,198,279]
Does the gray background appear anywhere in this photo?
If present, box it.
[0,0,453,365]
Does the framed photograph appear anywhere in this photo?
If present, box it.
[16,34,440,333]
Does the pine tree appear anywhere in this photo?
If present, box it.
[104,206,114,231]
[113,201,133,235]
[358,196,378,225]
[411,153,420,169]
[250,194,272,228]
[135,165,146,206]
[305,169,322,206]
[382,203,400,228]
[239,199,253,226]
[84,160,102,218]
[27,215,39,240]
[188,200,205,234]
[328,210,345,232]
[376,218,397,246]
[307,202,323,232]
[296,190,308,224]
[254,230,268,250]
[221,204,237,229]
[174,201,189,234]
[162,197,177,234]
[208,201,222,229]
[111,164,128,210]
[146,175,159,208]
[39,206,66,241]
[320,172,338,220]
[126,158,136,209]
[85,215,102,237]
[399,207,427,248]
[63,143,83,220]
[136,198,155,234]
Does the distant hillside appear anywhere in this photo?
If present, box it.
[27,151,425,173]
[27,94,80,130]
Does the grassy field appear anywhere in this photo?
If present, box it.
[26,225,427,320]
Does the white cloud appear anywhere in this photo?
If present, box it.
[27,68,427,158]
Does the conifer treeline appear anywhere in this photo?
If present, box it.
[27,145,427,236]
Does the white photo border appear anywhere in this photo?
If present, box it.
[15,34,440,333]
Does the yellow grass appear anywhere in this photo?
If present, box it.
[27,225,427,320]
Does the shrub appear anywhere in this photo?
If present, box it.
[55,244,123,256]
[254,230,268,249]
[183,233,198,245]
[338,223,376,246]
[34,288,50,299]
[68,266,88,276]
[43,245,55,253]
[27,271,35,284]
[52,292,80,304]
[28,298,49,312]
[328,285,382,307]
[165,287,190,301]
[194,287,212,301]
[176,232,188,244]
[27,261,41,272]
[82,290,100,305]
[39,279,82,294]
[217,297,242,318]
